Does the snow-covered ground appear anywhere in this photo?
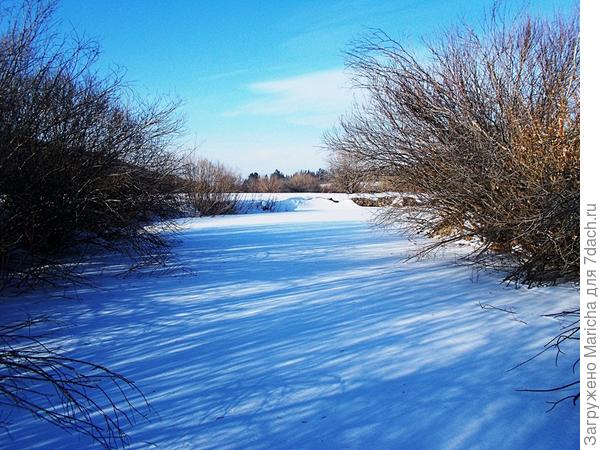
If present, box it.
[0,194,579,449]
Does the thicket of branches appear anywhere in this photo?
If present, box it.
[326,7,579,285]
[328,152,372,194]
[1,1,186,446]
[184,157,242,216]
[0,317,149,448]
[0,0,187,291]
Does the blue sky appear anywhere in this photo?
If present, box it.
[55,0,572,175]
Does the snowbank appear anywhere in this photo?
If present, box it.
[234,193,361,214]
[0,194,579,449]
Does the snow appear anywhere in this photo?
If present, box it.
[234,193,363,215]
[0,194,579,449]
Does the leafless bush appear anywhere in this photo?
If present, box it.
[0,0,187,290]
[328,152,372,193]
[255,174,284,193]
[0,316,149,448]
[326,6,579,285]
[328,152,407,193]
[0,1,186,443]
[184,158,241,216]
[286,172,321,192]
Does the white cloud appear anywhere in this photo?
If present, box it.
[224,68,357,128]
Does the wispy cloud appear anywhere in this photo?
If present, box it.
[196,68,252,83]
[224,68,356,128]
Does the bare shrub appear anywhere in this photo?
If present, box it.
[255,174,284,193]
[0,0,187,290]
[328,152,406,193]
[286,172,321,192]
[326,7,579,285]
[328,152,372,193]
[184,158,241,216]
[0,2,185,443]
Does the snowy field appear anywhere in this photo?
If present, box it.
[0,194,579,449]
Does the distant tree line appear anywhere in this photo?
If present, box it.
[241,168,330,193]
[181,162,337,216]
[185,160,398,199]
